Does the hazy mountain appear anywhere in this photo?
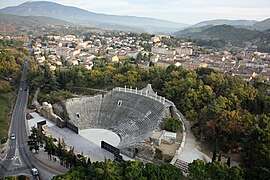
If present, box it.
[253,18,270,31]
[175,25,213,36]
[0,13,72,27]
[174,17,270,39]
[0,1,188,34]
[174,24,261,41]
[192,19,258,28]
[191,18,270,31]
[173,25,270,50]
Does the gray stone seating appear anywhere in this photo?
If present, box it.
[65,89,166,148]
[65,95,102,129]
[174,159,189,173]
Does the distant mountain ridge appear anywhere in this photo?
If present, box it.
[192,18,270,31]
[174,17,270,40]
[193,19,258,27]
[0,1,188,34]
[174,25,261,41]
[1,1,269,34]
[192,19,258,27]
[173,24,270,52]
[253,18,270,31]
[0,13,72,27]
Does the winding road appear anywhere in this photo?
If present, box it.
[0,60,57,179]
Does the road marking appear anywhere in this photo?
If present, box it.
[13,156,22,166]
[12,147,23,166]
[8,143,27,149]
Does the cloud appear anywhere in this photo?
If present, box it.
[1,0,269,23]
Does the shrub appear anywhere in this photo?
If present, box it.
[161,117,182,132]
[38,90,74,104]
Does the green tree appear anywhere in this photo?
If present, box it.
[124,161,144,179]
[77,152,87,167]
[135,52,142,64]
[189,160,244,180]
[94,158,121,180]
[206,161,230,180]
[212,144,217,162]
[162,117,182,132]
[112,73,126,87]
[242,114,270,168]
[42,65,60,93]
[44,135,56,161]
[244,167,270,180]
[125,70,141,87]
[27,126,43,153]
[56,138,67,165]
[159,163,184,180]
[142,163,160,179]
[188,160,209,180]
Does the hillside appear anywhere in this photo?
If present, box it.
[0,13,72,27]
[254,18,270,31]
[173,25,270,51]
[191,18,270,32]
[199,25,261,42]
[175,25,213,36]
[174,25,261,40]
[0,1,187,34]
[193,19,257,28]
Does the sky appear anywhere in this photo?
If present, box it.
[0,0,270,24]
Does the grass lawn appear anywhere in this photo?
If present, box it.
[0,93,12,143]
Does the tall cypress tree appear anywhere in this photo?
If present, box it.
[212,145,217,162]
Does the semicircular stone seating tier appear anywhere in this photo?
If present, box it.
[64,90,165,148]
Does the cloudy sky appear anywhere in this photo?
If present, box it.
[1,0,270,24]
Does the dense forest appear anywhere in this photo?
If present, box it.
[53,159,270,180]
[53,160,184,180]
[0,39,26,82]
[27,56,270,179]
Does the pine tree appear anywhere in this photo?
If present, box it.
[27,126,42,154]
[218,152,222,161]
[227,157,231,167]
[87,158,91,166]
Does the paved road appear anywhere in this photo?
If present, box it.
[170,108,211,165]
[0,60,35,178]
[0,60,57,179]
